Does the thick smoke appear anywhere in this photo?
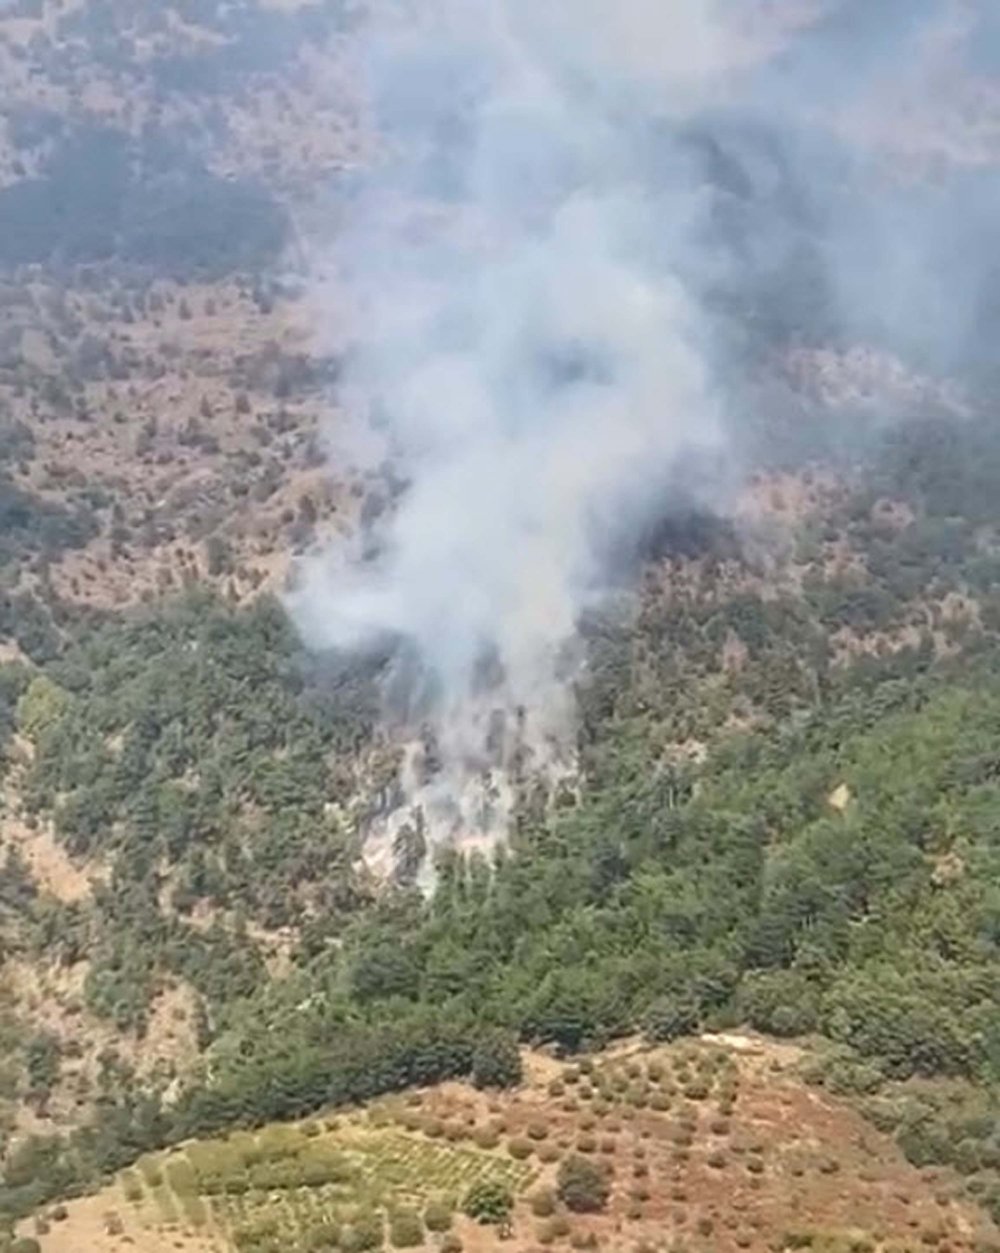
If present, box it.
[295,0,1000,872]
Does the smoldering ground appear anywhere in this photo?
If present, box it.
[292,0,1000,866]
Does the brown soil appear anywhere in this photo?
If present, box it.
[24,1038,999,1253]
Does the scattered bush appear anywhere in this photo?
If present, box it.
[531,1188,558,1217]
[464,1180,514,1225]
[390,1208,424,1247]
[122,1174,143,1204]
[424,1201,453,1233]
[343,1214,385,1253]
[557,1155,611,1214]
[306,1222,342,1250]
[571,1234,599,1250]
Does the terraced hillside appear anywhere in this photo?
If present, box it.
[20,1041,1000,1253]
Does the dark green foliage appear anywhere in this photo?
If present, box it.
[643,996,702,1044]
[736,972,821,1038]
[471,1031,522,1090]
[557,1155,610,1214]
[173,1013,477,1142]
[25,590,377,933]
[463,1179,513,1225]
[24,1033,61,1102]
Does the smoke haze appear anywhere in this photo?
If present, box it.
[294,0,1000,870]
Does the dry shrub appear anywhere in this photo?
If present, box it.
[530,1189,557,1218]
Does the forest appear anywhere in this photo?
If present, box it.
[2,414,1000,1226]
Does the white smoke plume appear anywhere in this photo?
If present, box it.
[294,0,1000,875]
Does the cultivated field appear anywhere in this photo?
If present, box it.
[19,1039,1000,1253]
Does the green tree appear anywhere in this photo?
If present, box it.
[471,1031,522,1090]
[643,995,701,1043]
[16,674,69,742]
[463,1180,513,1225]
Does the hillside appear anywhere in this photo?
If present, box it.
[18,1041,1000,1253]
[2,2,1000,1253]
[0,0,360,626]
